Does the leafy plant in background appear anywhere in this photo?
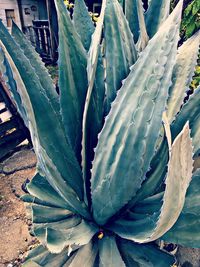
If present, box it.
[171,0,200,90]
[0,0,199,266]
[174,0,200,41]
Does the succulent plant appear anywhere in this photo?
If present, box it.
[0,0,199,266]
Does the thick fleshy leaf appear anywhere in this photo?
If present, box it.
[118,239,175,267]
[23,241,99,267]
[99,236,125,267]
[162,213,200,248]
[0,22,90,219]
[33,215,81,247]
[0,47,28,125]
[82,0,106,204]
[23,245,72,266]
[110,122,193,243]
[171,86,200,155]
[145,0,170,38]
[68,241,98,267]
[91,1,183,226]
[11,22,60,120]
[135,0,149,52]
[124,0,139,42]
[104,0,137,114]
[109,212,159,241]
[167,31,200,123]
[55,0,88,161]
[46,220,98,253]
[132,192,164,215]
[125,115,170,208]
[162,169,200,247]
[26,173,72,209]
[31,205,73,224]
[146,122,193,242]
[182,168,200,215]
[73,0,95,51]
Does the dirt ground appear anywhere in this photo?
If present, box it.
[0,148,200,267]
[0,149,37,267]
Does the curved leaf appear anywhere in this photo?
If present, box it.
[104,0,137,114]
[0,22,90,218]
[109,213,158,241]
[110,122,193,243]
[182,168,200,215]
[118,239,175,267]
[46,220,98,254]
[167,31,200,123]
[26,173,72,210]
[171,86,200,155]
[162,169,200,248]
[124,0,139,42]
[0,47,27,125]
[91,1,183,226]
[125,114,170,208]
[82,0,106,204]
[145,0,170,38]
[99,236,125,267]
[68,241,98,267]
[73,0,95,51]
[23,245,72,266]
[146,122,193,242]
[162,213,200,248]
[135,0,149,52]
[11,22,60,120]
[55,0,88,161]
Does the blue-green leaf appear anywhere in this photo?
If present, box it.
[129,137,168,206]
[135,0,149,51]
[145,0,170,38]
[11,22,60,120]
[68,241,98,267]
[46,220,98,253]
[73,0,95,51]
[91,1,183,226]
[0,47,28,125]
[104,0,137,114]
[26,173,72,209]
[23,241,98,267]
[124,0,139,42]
[110,213,158,241]
[118,239,175,267]
[171,86,200,155]
[182,169,200,215]
[82,1,106,204]
[167,31,200,123]
[99,236,125,267]
[23,245,71,266]
[55,0,88,161]
[146,122,193,242]
[162,169,200,247]
[0,21,90,218]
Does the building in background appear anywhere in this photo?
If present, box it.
[0,0,102,63]
[0,0,57,63]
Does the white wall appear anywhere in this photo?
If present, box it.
[0,0,21,29]
[21,0,39,27]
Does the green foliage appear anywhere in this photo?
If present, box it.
[181,0,200,40]
[0,0,200,266]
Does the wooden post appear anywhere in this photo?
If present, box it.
[46,0,58,63]
[16,0,24,30]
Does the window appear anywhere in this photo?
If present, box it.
[5,9,15,28]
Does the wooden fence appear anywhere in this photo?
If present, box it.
[24,20,58,63]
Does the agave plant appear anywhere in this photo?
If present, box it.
[0,0,199,266]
